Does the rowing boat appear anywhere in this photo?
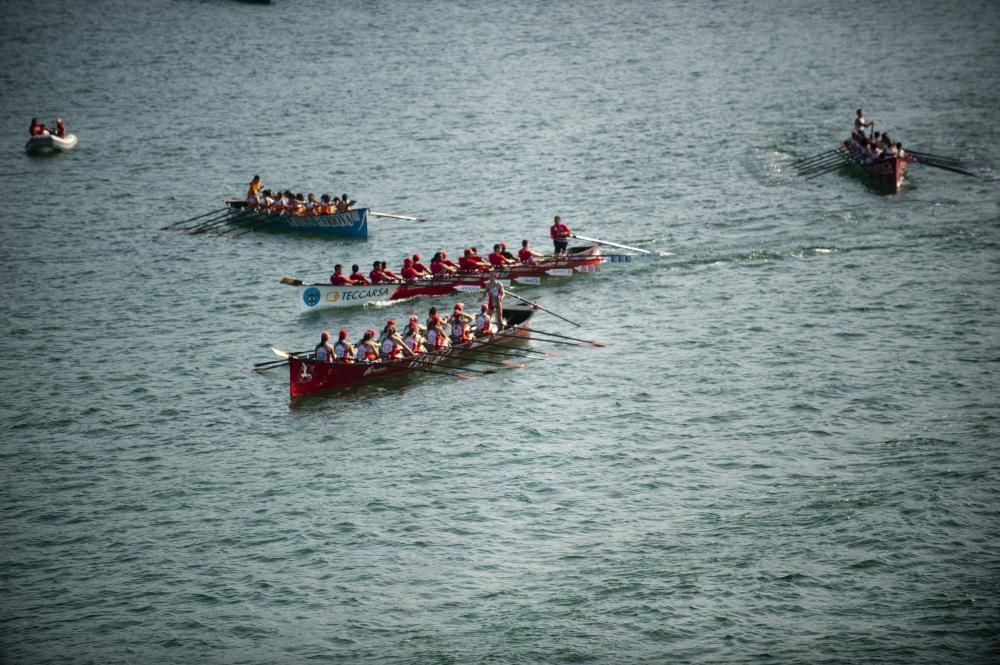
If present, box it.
[842,142,911,192]
[287,306,535,397]
[286,248,602,311]
[223,199,368,238]
[25,133,78,154]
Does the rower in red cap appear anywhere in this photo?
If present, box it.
[315,330,335,363]
[403,315,426,353]
[355,330,380,362]
[449,302,474,343]
[333,330,355,362]
[380,320,414,360]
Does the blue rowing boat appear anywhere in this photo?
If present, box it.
[224,200,368,238]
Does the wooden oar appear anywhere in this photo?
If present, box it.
[529,329,608,347]
[354,358,480,380]
[420,349,526,368]
[370,211,429,222]
[908,150,962,165]
[569,233,656,255]
[913,159,977,178]
[161,207,229,230]
[177,210,237,233]
[790,150,840,167]
[468,338,554,356]
[504,292,581,327]
[280,276,305,286]
[185,210,249,234]
[795,154,850,175]
[228,212,284,238]
[804,160,853,180]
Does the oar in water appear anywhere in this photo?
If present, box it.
[908,150,962,165]
[370,211,429,222]
[529,329,608,347]
[228,212,284,238]
[468,338,554,356]
[569,233,659,256]
[161,207,230,231]
[184,210,249,234]
[175,209,236,233]
[795,153,851,175]
[804,159,854,180]
[504,292,581,327]
[912,158,978,178]
[420,349,527,369]
[280,276,305,286]
[789,150,841,167]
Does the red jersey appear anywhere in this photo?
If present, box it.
[488,252,506,267]
[350,272,371,285]
[401,266,420,281]
[550,222,571,240]
[430,260,444,274]
[370,269,385,284]
[412,261,429,273]
[330,273,355,286]
[518,247,534,263]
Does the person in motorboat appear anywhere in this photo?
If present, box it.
[550,215,572,256]
[55,118,66,138]
[330,264,356,286]
[314,330,335,363]
[518,239,545,264]
[349,264,371,285]
[29,118,48,136]
[355,330,380,362]
[333,330,355,362]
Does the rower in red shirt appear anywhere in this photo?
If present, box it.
[411,253,430,273]
[369,260,386,284]
[329,264,356,286]
[401,258,429,281]
[518,239,544,263]
[440,251,459,271]
[381,261,402,282]
[488,243,517,268]
[468,247,491,271]
[349,264,371,285]
[430,251,457,275]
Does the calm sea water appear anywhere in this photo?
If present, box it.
[2,0,999,663]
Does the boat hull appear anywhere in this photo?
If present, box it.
[843,143,910,192]
[224,201,368,238]
[288,307,534,397]
[25,133,77,154]
[293,248,602,311]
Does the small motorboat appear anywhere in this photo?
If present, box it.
[25,133,78,155]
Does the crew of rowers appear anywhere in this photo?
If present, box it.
[243,176,353,216]
[313,299,504,364]
[329,241,546,285]
[847,108,906,163]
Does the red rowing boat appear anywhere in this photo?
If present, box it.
[842,141,914,192]
[287,307,535,398]
[287,248,602,311]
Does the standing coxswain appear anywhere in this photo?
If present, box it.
[550,215,572,256]
[486,272,505,328]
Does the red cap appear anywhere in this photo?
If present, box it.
[387,319,396,326]
[366,329,376,337]
[500,243,507,249]
[412,254,420,261]
[403,258,412,265]
[409,314,418,321]
[321,331,330,341]
[339,329,348,338]
[454,303,464,310]
[441,251,447,258]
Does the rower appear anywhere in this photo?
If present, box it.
[400,258,422,281]
[550,215,572,256]
[403,315,426,353]
[475,304,495,336]
[403,314,425,340]
[319,194,332,214]
[518,239,544,264]
[449,303,474,343]
[333,330,355,362]
[314,331,335,363]
[411,253,430,273]
[381,261,403,282]
[355,330,380,362]
[335,194,352,213]
[430,251,457,276]
[349,264,371,285]
[380,321,414,360]
[305,193,320,216]
[426,306,448,349]
[440,251,459,271]
[330,264,356,286]
[488,243,517,268]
